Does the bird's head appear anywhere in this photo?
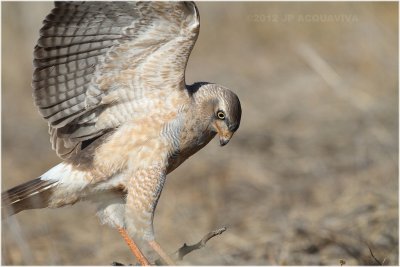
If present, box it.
[211,87,241,146]
[189,82,242,146]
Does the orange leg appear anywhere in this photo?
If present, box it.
[148,240,175,266]
[117,227,150,266]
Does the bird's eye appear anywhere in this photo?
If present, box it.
[217,111,225,120]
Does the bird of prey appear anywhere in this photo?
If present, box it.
[2,1,241,265]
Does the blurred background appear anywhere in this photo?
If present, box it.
[1,2,398,265]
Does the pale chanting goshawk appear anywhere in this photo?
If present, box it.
[2,2,242,265]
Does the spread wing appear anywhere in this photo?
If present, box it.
[32,1,199,159]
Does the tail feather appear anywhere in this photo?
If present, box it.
[2,178,58,217]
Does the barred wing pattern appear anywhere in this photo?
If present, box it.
[32,1,199,159]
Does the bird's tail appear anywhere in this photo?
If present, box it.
[2,178,58,218]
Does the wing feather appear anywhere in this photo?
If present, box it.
[37,35,122,48]
[34,41,115,60]
[33,1,200,159]
[32,68,94,86]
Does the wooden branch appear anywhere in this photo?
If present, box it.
[154,227,227,265]
[175,227,227,261]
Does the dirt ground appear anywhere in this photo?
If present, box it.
[1,2,398,265]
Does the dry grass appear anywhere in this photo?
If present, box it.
[1,2,398,265]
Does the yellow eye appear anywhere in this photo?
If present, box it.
[217,111,225,120]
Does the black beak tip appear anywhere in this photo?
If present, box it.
[220,139,229,146]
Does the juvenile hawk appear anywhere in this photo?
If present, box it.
[2,1,241,265]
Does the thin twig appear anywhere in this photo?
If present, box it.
[368,246,383,265]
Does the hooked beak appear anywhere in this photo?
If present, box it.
[220,137,230,146]
[213,121,234,147]
[219,132,233,146]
